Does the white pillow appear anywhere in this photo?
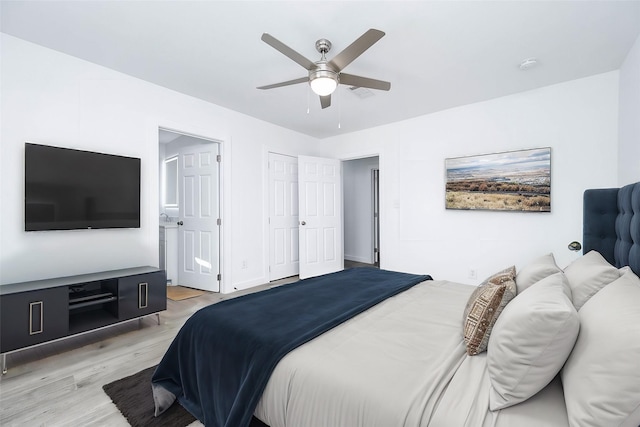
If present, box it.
[487,272,579,410]
[563,250,620,310]
[561,269,640,427]
[515,253,562,294]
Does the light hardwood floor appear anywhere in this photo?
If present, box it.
[0,279,294,427]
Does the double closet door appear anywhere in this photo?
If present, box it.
[269,153,343,281]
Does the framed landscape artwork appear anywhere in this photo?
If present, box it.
[445,147,551,212]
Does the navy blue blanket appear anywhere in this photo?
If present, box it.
[152,267,431,427]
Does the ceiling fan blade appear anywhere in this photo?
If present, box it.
[261,33,316,71]
[320,95,331,109]
[328,29,385,72]
[257,77,308,90]
[340,73,391,91]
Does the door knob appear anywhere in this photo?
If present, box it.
[300,221,306,226]
[177,221,184,226]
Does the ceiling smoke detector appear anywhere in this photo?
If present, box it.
[519,58,538,70]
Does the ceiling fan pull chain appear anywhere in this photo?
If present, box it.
[307,85,310,114]
[337,87,341,129]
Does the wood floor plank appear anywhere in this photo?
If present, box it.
[0,375,77,422]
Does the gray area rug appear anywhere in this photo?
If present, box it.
[103,365,268,427]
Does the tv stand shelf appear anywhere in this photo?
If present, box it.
[0,266,166,374]
[69,293,117,308]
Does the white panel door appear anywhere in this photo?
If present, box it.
[298,155,343,279]
[178,143,220,292]
[269,153,299,281]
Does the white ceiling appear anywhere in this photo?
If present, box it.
[2,1,640,139]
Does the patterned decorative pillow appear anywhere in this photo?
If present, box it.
[463,266,517,356]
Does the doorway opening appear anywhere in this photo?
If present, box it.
[159,128,222,292]
[343,156,380,269]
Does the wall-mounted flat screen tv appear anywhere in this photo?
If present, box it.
[25,143,141,231]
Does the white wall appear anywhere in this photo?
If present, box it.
[0,34,321,292]
[319,73,620,284]
[0,34,626,291]
[343,157,379,264]
[618,33,640,186]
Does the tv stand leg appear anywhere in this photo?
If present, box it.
[156,313,160,325]
[2,353,6,375]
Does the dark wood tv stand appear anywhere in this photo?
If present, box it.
[0,266,166,374]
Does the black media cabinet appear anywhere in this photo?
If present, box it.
[0,266,166,373]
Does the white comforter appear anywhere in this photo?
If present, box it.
[254,279,568,427]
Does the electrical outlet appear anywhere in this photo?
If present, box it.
[468,268,477,280]
[241,260,248,269]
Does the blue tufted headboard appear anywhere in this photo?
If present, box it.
[583,181,640,275]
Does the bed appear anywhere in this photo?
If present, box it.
[152,181,640,427]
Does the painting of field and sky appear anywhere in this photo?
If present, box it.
[445,147,551,212]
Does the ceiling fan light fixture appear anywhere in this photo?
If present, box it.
[310,76,337,96]
[309,66,338,96]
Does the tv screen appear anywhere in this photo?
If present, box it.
[25,143,141,231]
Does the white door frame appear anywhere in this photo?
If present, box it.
[158,126,227,292]
[372,167,380,266]
[342,156,380,266]
[341,152,382,268]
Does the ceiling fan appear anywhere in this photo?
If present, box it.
[257,28,391,109]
